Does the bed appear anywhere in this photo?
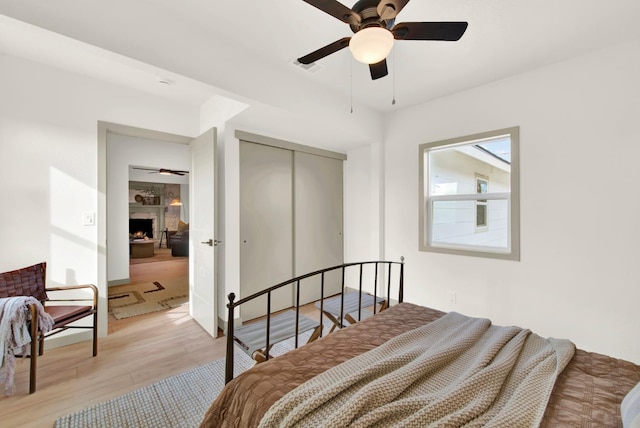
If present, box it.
[201,261,640,427]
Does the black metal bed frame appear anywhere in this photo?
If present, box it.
[224,258,404,384]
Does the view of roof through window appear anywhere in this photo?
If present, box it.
[475,137,511,164]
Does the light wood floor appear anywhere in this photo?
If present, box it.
[0,257,230,427]
[0,257,327,427]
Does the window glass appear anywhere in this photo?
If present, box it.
[419,127,520,260]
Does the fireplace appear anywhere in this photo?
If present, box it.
[129,218,153,239]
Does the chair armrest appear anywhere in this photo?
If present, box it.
[46,284,98,307]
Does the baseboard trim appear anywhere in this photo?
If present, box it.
[218,316,243,335]
[108,278,130,286]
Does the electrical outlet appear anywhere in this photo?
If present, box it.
[83,211,95,226]
[448,291,457,304]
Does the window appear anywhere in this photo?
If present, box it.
[419,127,520,260]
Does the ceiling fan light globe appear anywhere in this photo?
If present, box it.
[349,27,394,64]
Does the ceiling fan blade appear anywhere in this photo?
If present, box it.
[377,0,411,20]
[369,59,388,80]
[298,37,351,64]
[302,0,361,26]
[132,166,188,176]
[159,169,189,175]
[392,22,468,41]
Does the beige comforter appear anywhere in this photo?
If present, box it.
[259,311,575,428]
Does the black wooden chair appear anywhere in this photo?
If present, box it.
[0,262,98,393]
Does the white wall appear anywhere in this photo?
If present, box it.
[0,53,200,341]
[383,39,640,363]
[343,143,386,289]
[107,133,190,283]
[5,32,638,366]
[344,145,375,263]
[0,44,384,348]
[180,183,189,221]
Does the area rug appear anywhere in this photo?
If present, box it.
[54,335,313,428]
[108,278,188,319]
[54,348,255,428]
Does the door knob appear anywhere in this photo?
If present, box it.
[201,239,222,247]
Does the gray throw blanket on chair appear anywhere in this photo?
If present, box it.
[260,311,575,428]
[0,296,54,395]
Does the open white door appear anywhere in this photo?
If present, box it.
[189,128,217,337]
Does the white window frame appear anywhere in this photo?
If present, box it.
[475,175,489,231]
[419,127,520,261]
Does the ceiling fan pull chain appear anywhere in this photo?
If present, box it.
[392,47,397,106]
[350,56,354,114]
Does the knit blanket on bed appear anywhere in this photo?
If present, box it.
[0,296,54,395]
[259,311,575,428]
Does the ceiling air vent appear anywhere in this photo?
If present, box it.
[291,59,324,74]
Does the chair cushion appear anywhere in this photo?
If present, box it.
[45,305,93,326]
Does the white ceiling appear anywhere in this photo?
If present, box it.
[1,0,639,114]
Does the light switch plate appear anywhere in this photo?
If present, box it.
[83,211,96,226]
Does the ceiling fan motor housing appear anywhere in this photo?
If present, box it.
[349,0,395,33]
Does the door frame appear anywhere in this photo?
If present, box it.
[235,130,347,161]
[97,121,193,334]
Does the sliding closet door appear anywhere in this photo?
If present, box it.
[295,152,344,304]
[240,142,293,320]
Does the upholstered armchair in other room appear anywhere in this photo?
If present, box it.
[0,262,98,393]
[171,220,189,257]
[171,230,189,256]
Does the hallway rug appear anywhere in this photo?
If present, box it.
[108,277,188,319]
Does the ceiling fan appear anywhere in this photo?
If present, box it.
[298,0,468,80]
[132,167,189,176]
